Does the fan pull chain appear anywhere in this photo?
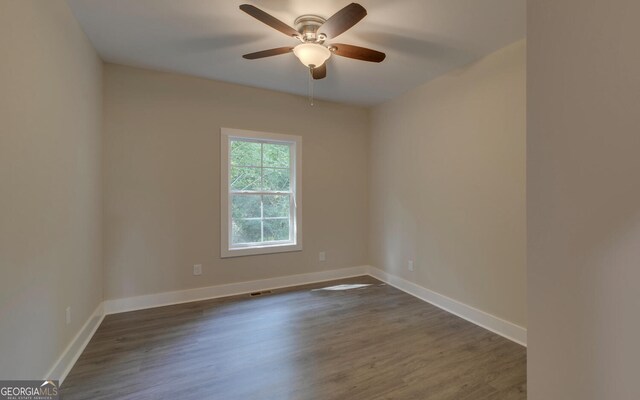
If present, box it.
[308,67,314,106]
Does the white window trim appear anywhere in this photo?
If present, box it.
[220,127,302,258]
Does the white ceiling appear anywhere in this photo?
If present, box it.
[67,0,525,106]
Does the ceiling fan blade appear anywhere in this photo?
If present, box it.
[243,47,293,60]
[239,4,300,38]
[312,64,327,80]
[318,3,367,39]
[331,43,386,62]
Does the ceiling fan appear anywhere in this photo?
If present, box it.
[240,3,386,80]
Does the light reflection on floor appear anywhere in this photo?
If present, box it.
[311,283,372,291]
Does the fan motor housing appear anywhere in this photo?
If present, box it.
[294,15,327,42]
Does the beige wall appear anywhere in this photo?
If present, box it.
[0,1,103,379]
[103,64,369,300]
[369,41,526,327]
[527,1,640,399]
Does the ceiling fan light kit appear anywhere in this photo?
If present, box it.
[292,43,331,68]
[240,3,385,81]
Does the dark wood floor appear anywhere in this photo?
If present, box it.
[61,276,526,399]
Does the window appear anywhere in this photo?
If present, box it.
[221,128,302,257]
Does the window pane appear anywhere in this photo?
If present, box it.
[232,194,261,219]
[263,168,290,191]
[223,131,300,255]
[264,219,290,242]
[263,143,290,168]
[232,219,261,244]
[231,140,261,167]
[263,195,290,218]
[231,166,261,191]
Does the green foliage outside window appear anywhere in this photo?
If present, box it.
[230,139,293,244]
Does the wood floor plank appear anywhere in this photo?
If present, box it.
[61,276,526,399]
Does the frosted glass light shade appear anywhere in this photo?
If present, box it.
[293,43,331,68]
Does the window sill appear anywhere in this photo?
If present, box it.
[221,243,302,258]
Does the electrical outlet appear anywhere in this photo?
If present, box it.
[193,264,202,276]
[65,306,71,325]
[408,260,414,271]
[319,251,326,262]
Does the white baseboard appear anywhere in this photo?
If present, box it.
[45,302,105,384]
[367,266,527,346]
[47,266,366,383]
[104,265,526,345]
[103,266,369,315]
[48,264,525,383]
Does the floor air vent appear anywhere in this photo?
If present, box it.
[250,290,273,297]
